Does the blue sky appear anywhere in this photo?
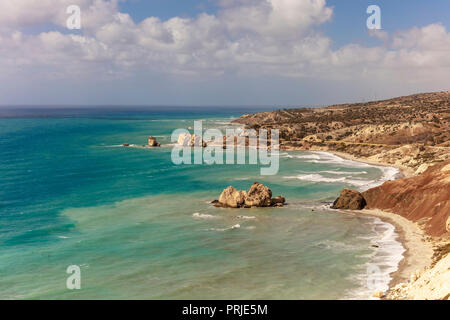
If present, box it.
[0,0,449,106]
[118,0,450,47]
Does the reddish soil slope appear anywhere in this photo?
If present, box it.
[363,161,450,236]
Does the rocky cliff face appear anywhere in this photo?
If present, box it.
[362,161,450,237]
[388,250,450,300]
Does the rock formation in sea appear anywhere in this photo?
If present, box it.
[218,186,247,208]
[213,182,286,208]
[148,136,161,147]
[244,182,273,207]
[331,189,367,210]
[177,133,207,147]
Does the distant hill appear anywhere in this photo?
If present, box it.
[233,91,450,173]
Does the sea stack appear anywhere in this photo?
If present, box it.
[177,133,207,147]
[213,182,286,208]
[331,189,367,210]
[148,136,161,147]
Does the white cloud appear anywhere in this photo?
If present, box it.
[0,0,449,90]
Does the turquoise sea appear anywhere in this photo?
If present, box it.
[0,107,404,299]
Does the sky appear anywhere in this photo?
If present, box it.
[0,0,449,106]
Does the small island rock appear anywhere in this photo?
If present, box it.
[148,136,161,147]
[218,186,247,208]
[331,189,367,210]
[213,182,286,208]
[177,133,207,147]
[245,182,272,207]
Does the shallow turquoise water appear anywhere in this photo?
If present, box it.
[0,108,400,299]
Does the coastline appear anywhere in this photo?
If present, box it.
[228,121,426,297]
[326,150,414,179]
[352,209,434,294]
[322,150,435,298]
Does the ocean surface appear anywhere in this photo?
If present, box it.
[0,107,404,299]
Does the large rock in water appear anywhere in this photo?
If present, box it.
[331,189,367,210]
[148,136,161,147]
[271,196,286,207]
[245,182,272,207]
[177,133,207,147]
[218,186,247,208]
[214,182,286,208]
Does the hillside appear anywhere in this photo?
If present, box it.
[363,161,450,237]
[232,91,450,173]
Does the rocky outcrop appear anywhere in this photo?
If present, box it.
[218,186,247,208]
[245,182,272,207]
[388,253,450,300]
[363,160,450,236]
[148,136,161,147]
[232,91,450,172]
[213,182,286,208]
[177,133,207,147]
[447,217,450,233]
[271,196,286,207]
[331,189,367,210]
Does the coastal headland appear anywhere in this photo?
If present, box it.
[232,91,450,300]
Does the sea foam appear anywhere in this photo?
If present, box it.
[193,212,219,219]
[345,217,405,300]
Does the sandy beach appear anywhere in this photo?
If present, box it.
[357,209,434,287]
[329,151,437,298]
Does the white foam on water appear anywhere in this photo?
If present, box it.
[320,170,368,175]
[283,173,370,188]
[345,217,405,300]
[285,151,399,191]
[279,152,294,159]
[314,239,366,252]
[236,215,256,220]
[302,151,372,168]
[192,212,219,219]
[212,121,233,125]
[294,154,322,160]
[208,224,241,232]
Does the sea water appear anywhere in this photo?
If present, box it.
[0,107,404,299]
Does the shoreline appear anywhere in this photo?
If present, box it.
[321,150,434,298]
[325,150,414,179]
[351,209,434,295]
